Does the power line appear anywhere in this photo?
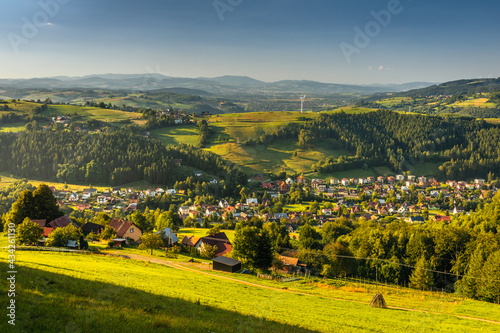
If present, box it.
[315,252,500,284]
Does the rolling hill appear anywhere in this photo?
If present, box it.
[1,248,499,332]
[361,78,500,118]
[0,74,434,95]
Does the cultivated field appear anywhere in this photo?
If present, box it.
[151,110,377,176]
[0,100,145,132]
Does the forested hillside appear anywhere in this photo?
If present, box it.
[293,192,500,303]
[0,126,246,189]
[259,111,500,179]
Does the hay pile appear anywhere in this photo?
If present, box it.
[369,293,387,308]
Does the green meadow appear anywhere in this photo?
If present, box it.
[0,122,26,132]
[1,248,499,332]
[151,111,360,175]
[0,100,145,131]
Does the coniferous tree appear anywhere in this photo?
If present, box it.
[410,257,434,291]
[457,246,486,298]
[478,250,500,303]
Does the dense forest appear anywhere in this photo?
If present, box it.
[393,78,500,99]
[285,191,500,303]
[0,126,247,190]
[257,111,500,179]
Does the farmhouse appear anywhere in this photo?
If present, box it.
[31,219,47,228]
[81,222,105,235]
[109,218,142,242]
[68,192,79,202]
[194,232,232,257]
[48,216,79,229]
[181,235,200,248]
[82,188,98,199]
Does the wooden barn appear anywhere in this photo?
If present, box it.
[212,256,241,273]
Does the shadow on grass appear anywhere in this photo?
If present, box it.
[0,262,319,333]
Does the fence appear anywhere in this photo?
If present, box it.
[1,246,93,255]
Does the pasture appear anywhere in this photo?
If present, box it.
[1,248,499,332]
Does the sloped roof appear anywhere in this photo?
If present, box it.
[196,234,232,256]
[67,240,78,248]
[181,235,200,247]
[81,222,105,235]
[209,232,230,241]
[157,228,179,243]
[43,227,54,237]
[48,216,78,229]
[109,218,140,238]
[31,219,47,228]
[212,256,241,266]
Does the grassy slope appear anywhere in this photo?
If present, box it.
[177,228,236,243]
[0,172,110,193]
[151,110,377,176]
[0,101,144,133]
[1,249,500,332]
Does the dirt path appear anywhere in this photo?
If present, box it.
[109,252,500,325]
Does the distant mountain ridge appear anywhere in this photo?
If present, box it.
[0,74,435,96]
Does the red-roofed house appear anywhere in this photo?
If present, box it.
[48,216,79,229]
[194,233,232,257]
[31,219,47,228]
[43,227,54,237]
[108,218,142,242]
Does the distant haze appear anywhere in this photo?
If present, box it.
[0,74,437,95]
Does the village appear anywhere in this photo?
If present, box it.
[28,173,496,252]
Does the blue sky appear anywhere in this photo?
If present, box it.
[1,0,499,84]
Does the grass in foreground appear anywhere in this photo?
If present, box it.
[1,250,499,332]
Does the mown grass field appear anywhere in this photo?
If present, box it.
[151,125,200,146]
[450,98,496,108]
[0,172,110,193]
[177,228,236,243]
[0,122,25,132]
[1,248,499,332]
[375,97,414,107]
[152,111,362,175]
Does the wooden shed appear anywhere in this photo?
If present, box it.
[212,256,241,273]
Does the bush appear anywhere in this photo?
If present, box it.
[108,240,115,248]
[46,225,81,248]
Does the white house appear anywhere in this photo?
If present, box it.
[246,198,259,205]
[330,178,339,185]
[321,208,332,216]
[68,192,79,202]
[97,196,107,204]
[178,206,190,215]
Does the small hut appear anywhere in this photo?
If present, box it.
[212,256,241,273]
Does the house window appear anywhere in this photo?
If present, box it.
[130,228,134,233]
